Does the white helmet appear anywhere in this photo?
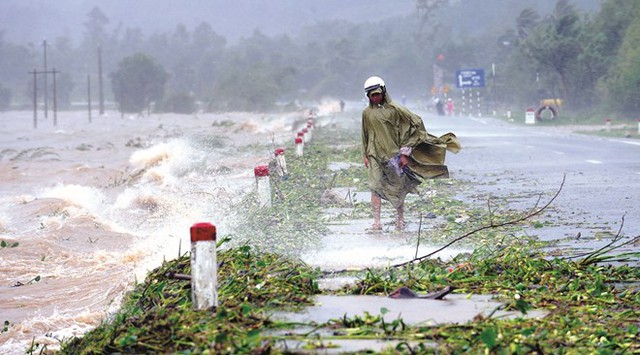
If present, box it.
[364,76,385,93]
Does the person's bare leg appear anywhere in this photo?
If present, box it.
[395,202,405,230]
[371,192,382,230]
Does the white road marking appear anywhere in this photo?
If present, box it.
[618,140,640,146]
[553,151,565,155]
[585,159,603,164]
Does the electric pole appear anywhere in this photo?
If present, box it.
[42,39,49,119]
[88,75,92,123]
[52,68,58,126]
[98,46,104,115]
[30,69,38,128]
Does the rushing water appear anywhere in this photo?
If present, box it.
[0,109,307,353]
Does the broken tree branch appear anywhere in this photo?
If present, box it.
[392,175,566,268]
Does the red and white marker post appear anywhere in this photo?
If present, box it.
[303,127,311,142]
[254,165,272,207]
[525,108,535,125]
[605,118,611,132]
[190,222,218,310]
[274,148,288,177]
[295,137,304,157]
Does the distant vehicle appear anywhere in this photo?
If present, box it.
[536,98,563,120]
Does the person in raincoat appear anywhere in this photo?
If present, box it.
[361,76,461,230]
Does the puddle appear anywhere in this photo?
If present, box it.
[301,219,471,271]
[273,294,544,326]
[273,337,431,354]
[270,294,546,353]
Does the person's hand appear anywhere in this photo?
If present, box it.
[399,154,409,168]
[364,157,369,168]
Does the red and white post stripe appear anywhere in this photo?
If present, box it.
[190,222,218,310]
[274,148,288,177]
[254,165,271,207]
[295,137,304,157]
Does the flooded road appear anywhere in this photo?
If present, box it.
[1,105,638,353]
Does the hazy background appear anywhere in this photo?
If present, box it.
[2,0,420,44]
[4,0,637,119]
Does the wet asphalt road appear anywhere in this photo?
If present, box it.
[420,110,640,252]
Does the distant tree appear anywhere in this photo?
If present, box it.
[520,0,582,105]
[159,92,196,114]
[110,53,168,114]
[516,9,540,39]
[190,22,226,98]
[83,7,110,46]
[52,36,76,73]
[55,72,74,109]
[210,61,281,112]
[0,32,31,102]
[604,4,640,115]
[416,0,448,41]
[208,30,299,111]
[118,27,146,58]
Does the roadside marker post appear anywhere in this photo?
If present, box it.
[295,137,304,157]
[605,118,611,132]
[190,222,218,310]
[254,165,272,207]
[274,148,288,177]
[303,127,311,142]
[525,108,536,125]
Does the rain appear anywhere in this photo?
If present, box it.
[1,0,639,353]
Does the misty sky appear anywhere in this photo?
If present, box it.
[0,0,417,44]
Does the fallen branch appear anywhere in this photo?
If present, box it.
[392,175,566,268]
[166,272,192,281]
[558,214,640,266]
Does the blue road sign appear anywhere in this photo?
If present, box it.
[456,69,485,88]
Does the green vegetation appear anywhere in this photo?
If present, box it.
[110,53,169,114]
[60,245,320,354]
[0,239,19,248]
[55,118,640,354]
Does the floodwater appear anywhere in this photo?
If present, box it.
[0,108,312,353]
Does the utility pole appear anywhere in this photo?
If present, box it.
[42,39,48,119]
[88,75,92,123]
[30,69,38,128]
[28,67,59,128]
[98,46,105,115]
[52,68,58,126]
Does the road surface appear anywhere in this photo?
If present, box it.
[428,112,639,253]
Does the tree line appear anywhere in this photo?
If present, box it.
[0,0,638,118]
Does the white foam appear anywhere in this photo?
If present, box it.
[41,184,105,212]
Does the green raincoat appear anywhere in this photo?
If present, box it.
[362,92,461,207]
